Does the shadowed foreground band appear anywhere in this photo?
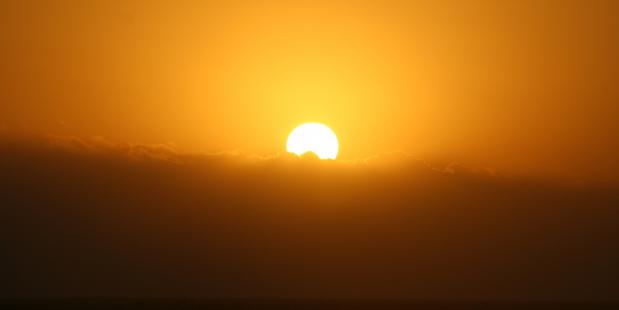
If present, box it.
[1,136,618,302]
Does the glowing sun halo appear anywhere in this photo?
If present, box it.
[286,123,339,160]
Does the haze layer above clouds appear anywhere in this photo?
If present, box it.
[2,0,619,182]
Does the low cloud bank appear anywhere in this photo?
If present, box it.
[1,135,618,301]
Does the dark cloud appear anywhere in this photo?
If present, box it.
[1,135,618,301]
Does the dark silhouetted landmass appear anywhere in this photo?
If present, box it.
[1,135,618,302]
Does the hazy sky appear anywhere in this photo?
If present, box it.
[2,2,619,301]
[1,0,618,182]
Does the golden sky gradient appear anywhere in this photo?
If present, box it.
[2,2,619,301]
[1,0,619,182]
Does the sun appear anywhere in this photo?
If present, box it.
[286,123,339,160]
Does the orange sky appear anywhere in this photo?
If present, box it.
[1,0,619,182]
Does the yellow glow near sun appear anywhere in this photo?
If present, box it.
[286,123,339,160]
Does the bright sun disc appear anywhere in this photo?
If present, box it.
[286,123,339,160]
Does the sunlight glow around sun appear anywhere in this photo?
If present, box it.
[286,123,339,160]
